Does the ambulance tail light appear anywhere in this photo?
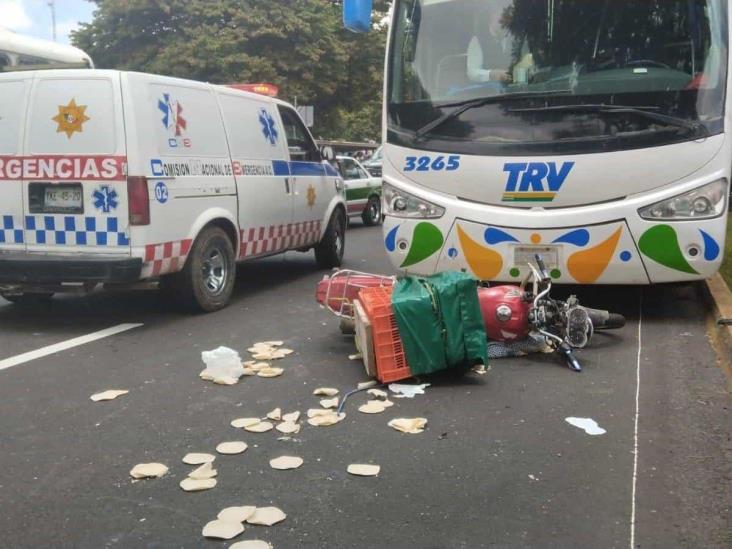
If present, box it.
[128,176,150,226]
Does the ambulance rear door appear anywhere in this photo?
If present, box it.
[23,72,129,256]
[0,74,31,253]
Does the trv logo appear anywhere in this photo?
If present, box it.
[501,162,575,202]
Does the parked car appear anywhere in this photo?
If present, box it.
[336,155,382,226]
[362,145,383,178]
[0,69,346,311]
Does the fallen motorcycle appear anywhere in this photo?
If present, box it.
[478,255,625,371]
[315,255,625,373]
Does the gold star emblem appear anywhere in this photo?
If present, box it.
[52,99,90,139]
[306,184,316,208]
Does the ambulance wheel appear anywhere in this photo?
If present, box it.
[361,196,381,226]
[315,208,345,269]
[1,292,54,305]
[173,226,236,313]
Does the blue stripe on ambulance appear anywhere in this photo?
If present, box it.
[324,163,339,177]
[24,215,129,246]
[289,162,325,176]
[0,215,24,244]
[270,160,327,177]
[272,160,290,176]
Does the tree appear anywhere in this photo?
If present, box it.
[73,0,388,141]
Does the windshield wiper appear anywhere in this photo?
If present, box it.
[414,90,573,139]
[507,104,709,137]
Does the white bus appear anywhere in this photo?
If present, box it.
[345,0,729,284]
[0,28,93,72]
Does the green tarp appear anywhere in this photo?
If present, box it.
[391,271,488,376]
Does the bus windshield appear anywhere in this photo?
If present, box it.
[388,0,728,155]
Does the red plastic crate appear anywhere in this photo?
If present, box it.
[358,286,412,383]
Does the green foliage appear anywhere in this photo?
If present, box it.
[73,0,387,141]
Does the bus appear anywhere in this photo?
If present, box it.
[0,28,93,72]
[344,0,729,284]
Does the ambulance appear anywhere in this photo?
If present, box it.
[0,70,347,311]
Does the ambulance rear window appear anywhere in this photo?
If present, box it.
[29,78,116,155]
[0,80,26,154]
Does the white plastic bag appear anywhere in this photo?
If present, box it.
[200,346,244,385]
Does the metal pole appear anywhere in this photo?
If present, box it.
[47,0,57,41]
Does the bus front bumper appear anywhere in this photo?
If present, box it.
[381,215,725,284]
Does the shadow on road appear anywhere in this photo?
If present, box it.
[0,252,333,336]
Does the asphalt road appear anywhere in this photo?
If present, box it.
[0,222,730,548]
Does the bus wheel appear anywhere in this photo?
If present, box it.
[361,196,382,226]
[315,208,346,269]
[173,226,236,312]
[1,292,54,305]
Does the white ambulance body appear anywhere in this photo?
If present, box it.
[0,70,346,311]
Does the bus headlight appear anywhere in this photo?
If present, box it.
[383,183,445,219]
[638,179,727,220]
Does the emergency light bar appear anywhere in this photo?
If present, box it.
[226,83,279,97]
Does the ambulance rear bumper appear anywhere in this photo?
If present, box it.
[0,254,142,285]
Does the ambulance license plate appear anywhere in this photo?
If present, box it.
[513,246,559,270]
[40,184,83,213]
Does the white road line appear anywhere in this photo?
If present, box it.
[630,292,643,548]
[0,323,143,371]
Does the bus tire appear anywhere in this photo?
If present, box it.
[361,195,382,226]
[172,226,236,313]
[315,208,346,269]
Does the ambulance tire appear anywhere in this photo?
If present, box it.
[170,227,236,313]
[315,208,346,269]
[361,195,381,226]
[1,293,54,306]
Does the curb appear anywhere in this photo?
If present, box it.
[703,273,732,389]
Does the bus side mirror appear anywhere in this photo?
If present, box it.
[344,0,372,33]
[320,146,335,162]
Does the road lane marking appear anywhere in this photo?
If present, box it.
[630,292,643,548]
[0,323,143,371]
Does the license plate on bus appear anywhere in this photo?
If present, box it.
[513,246,559,270]
[29,183,84,214]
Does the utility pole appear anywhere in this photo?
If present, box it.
[47,0,57,41]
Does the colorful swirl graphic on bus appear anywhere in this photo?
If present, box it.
[385,222,445,268]
[638,224,720,274]
[385,221,721,281]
